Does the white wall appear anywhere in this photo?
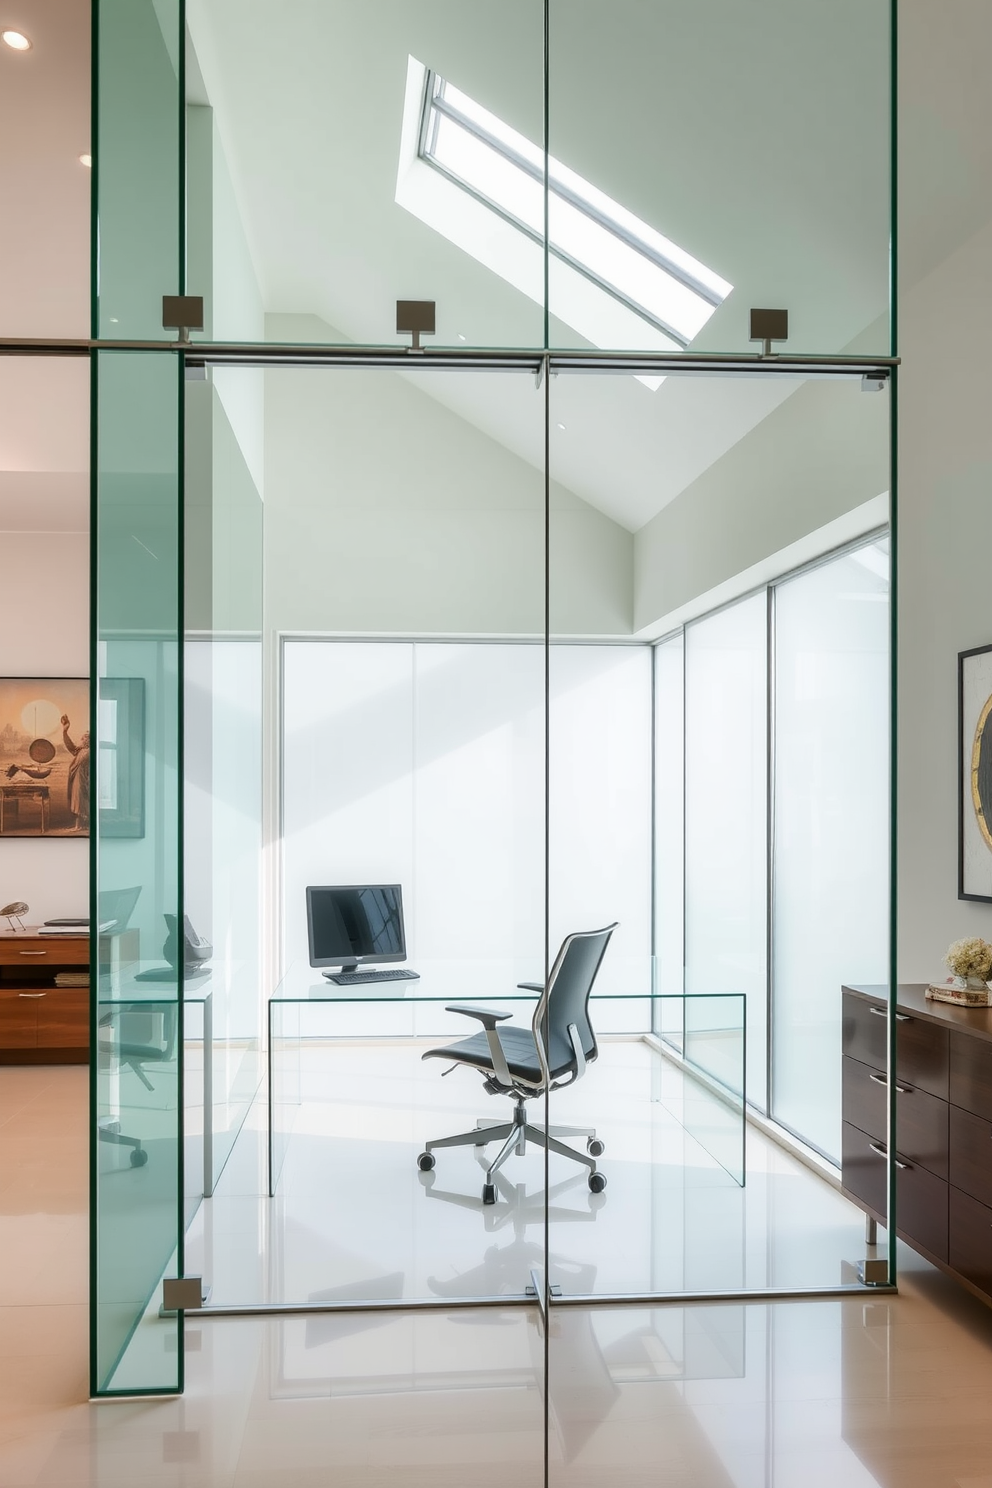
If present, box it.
[896,3,992,976]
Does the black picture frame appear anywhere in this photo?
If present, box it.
[959,644,992,902]
[98,678,145,839]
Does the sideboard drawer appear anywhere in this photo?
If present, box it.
[843,1056,948,1179]
[39,990,88,1049]
[950,1104,992,1208]
[842,1121,949,1261]
[0,988,39,1047]
[950,1186,992,1298]
[950,1033,992,1122]
[842,993,948,1099]
[0,936,88,967]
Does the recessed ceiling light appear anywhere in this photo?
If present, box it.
[79,153,92,168]
[2,29,31,50]
[556,422,566,431]
[457,334,466,341]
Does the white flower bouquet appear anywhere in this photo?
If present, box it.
[926,937,992,1006]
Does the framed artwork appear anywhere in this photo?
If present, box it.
[959,644,992,901]
[0,678,90,836]
[98,678,145,839]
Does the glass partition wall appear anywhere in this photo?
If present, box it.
[70,0,897,1439]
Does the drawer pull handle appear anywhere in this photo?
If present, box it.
[869,1141,911,1171]
[869,1006,912,1023]
[868,1072,911,1094]
[18,950,47,956]
[18,992,46,998]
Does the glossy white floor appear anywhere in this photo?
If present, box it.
[7,1066,992,1486]
[188,1038,869,1306]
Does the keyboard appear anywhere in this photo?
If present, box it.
[324,968,420,986]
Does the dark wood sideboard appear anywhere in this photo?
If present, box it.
[843,982,992,1305]
[0,929,90,1063]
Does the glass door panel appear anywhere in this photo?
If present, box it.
[92,350,183,1393]
[196,365,548,1320]
[548,367,894,1308]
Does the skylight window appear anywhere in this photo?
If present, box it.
[417,69,732,353]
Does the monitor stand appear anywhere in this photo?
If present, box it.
[322,962,360,979]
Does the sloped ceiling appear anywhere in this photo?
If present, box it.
[188,0,892,532]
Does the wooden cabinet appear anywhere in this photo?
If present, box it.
[843,983,992,1307]
[0,930,89,1064]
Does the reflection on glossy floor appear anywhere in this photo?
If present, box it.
[189,1039,868,1305]
[7,1068,992,1486]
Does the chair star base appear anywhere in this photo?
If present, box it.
[418,1096,606,1203]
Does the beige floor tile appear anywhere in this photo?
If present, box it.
[7,1065,992,1488]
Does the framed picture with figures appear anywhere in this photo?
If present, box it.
[960,644,992,901]
[0,678,90,837]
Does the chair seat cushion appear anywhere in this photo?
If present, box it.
[423,1024,580,1082]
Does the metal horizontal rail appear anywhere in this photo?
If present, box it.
[0,335,898,380]
[182,1282,892,1320]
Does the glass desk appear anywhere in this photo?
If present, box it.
[267,961,745,1198]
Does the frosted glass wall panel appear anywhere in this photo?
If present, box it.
[282,642,416,975]
[549,646,653,1025]
[283,640,651,1002]
[413,644,545,971]
[684,597,767,1105]
[771,543,889,1161]
[654,634,684,1049]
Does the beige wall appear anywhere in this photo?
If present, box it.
[0,531,89,923]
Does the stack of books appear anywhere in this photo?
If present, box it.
[54,971,89,988]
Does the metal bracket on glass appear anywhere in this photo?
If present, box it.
[526,1268,562,1324]
[861,372,887,393]
[858,1257,889,1286]
[396,299,435,352]
[749,307,788,357]
[162,295,204,344]
[161,1276,210,1314]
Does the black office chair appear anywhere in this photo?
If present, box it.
[417,923,617,1204]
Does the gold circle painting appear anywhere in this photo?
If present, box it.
[971,692,992,852]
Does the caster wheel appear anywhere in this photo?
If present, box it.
[482,1183,497,1205]
[130,1148,148,1168]
[587,1138,605,1158]
[417,1151,436,1172]
[588,1171,607,1194]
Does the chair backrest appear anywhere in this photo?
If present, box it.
[532,924,617,1083]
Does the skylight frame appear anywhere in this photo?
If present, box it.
[418,69,729,350]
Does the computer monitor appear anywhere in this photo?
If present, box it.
[306,884,407,974]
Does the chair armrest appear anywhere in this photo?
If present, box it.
[445,1003,512,1029]
[516,981,544,992]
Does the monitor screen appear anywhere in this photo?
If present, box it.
[306,885,407,968]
